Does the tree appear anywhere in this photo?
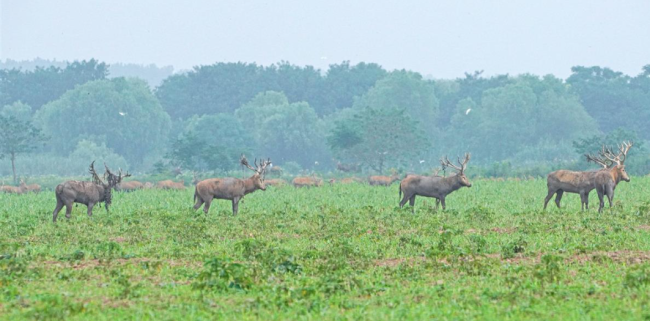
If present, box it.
[328,108,429,173]
[35,78,171,164]
[236,92,330,168]
[353,70,439,137]
[167,114,256,172]
[444,77,598,163]
[321,61,387,114]
[0,115,47,183]
[0,59,108,110]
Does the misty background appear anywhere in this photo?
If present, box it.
[1,1,650,181]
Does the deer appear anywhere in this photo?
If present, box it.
[0,180,26,194]
[22,179,41,193]
[543,142,630,211]
[117,180,144,192]
[156,180,186,190]
[592,142,633,213]
[53,161,130,222]
[292,176,323,188]
[264,178,287,187]
[193,155,271,215]
[336,161,360,173]
[399,153,471,212]
[268,165,283,176]
[368,171,400,186]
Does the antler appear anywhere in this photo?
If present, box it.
[442,153,471,173]
[585,153,611,168]
[119,168,131,179]
[240,154,259,173]
[89,161,104,184]
[600,141,633,165]
[260,158,271,174]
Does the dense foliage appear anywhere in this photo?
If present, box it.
[2,59,650,177]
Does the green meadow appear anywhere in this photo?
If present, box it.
[1,177,650,320]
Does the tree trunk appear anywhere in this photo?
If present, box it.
[11,152,16,184]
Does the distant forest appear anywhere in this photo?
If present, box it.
[1,58,649,178]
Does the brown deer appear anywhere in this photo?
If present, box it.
[53,162,130,222]
[156,180,186,190]
[22,180,41,193]
[264,178,287,187]
[268,165,283,176]
[368,172,400,186]
[292,176,323,188]
[193,156,271,215]
[543,142,631,211]
[0,181,26,194]
[399,154,471,212]
[593,142,632,213]
[117,180,144,192]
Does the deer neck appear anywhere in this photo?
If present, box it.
[243,175,259,194]
[608,166,621,184]
[442,175,463,192]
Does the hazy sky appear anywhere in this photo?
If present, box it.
[2,0,649,78]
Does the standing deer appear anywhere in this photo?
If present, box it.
[53,162,130,222]
[543,142,631,211]
[399,154,471,212]
[0,181,26,194]
[593,142,632,213]
[22,179,41,193]
[193,156,271,215]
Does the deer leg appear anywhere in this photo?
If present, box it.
[64,201,73,219]
[435,199,440,210]
[606,185,614,210]
[409,196,416,213]
[203,197,213,214]
[579,192,587,211]
[193,196,204,211]
[597,188,605,213]
[232,197,240,216]
[53,199,64,222]
[399,193,411,208]
[554,190,564,209]
[87,202,95,217]
[543,189,555,210]
[440,197,446,210]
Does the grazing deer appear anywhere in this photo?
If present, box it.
[156,180,186,190]
[368,172,400,186]
[264,178,287,187]
[399,154,471,212]
[593,142,633,213]
[543,142,631,211]
[22,179,41,193]
[0,181,26,194]
[292,176,323,188]
[53,162,130,222]
[193,156,271,215]
[117,180,144,192]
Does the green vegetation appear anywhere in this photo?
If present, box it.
[2,178,650,319]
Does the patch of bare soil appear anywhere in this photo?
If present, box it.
[637,225,650,231]
[489,227,517,234]
[38,258,202,270]
[109,237,128,243]
[374,257,426,268]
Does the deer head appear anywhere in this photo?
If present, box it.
[240,155,272,191]
[104,163,131,188]
[442,153,472,187]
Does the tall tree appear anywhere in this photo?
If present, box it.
[36,78,171,164]
[0,59,108,110]
[328,108,429,173]
[0,115,47,183]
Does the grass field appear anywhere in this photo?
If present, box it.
[1,177,650,320]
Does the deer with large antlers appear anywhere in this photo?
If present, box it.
[399,153,472,212]
[53,161,130,222]
[593,142,632,213]
[193,155,271,215]
[543,142,631,211]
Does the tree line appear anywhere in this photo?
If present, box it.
[1,59,649,181]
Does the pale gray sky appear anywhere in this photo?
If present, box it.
[2,0,649,78]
